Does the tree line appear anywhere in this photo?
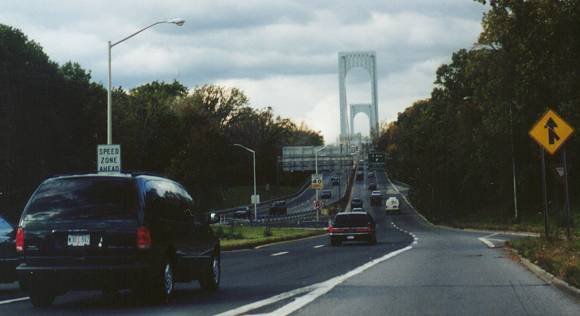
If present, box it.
[0,24,322,220]
[376,0,580,225]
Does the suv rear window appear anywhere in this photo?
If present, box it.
[22,177,138,222]
[333,214,370,227]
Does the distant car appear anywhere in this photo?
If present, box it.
[385,196,400,212]
[356,171,364,181]
[370,190,382,206]
[331,176,340,186]
[328,212,376,246]
[351,207,366,213]
[0,214,17,284]
[269,200,287,216]
[16,173,221,307]
[232,207,252,221]
[320,190,332,199]
[350,197,363,209]
[368,172,375,179]
[368,182,377,191]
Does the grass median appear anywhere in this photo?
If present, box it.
[212,225,327,250]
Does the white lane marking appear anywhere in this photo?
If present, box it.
[217,246,413,316]
[269,246,413,316]
[313,245,324,249]
[478,237,495,248]
[0,297,30,305]
[271,251,289,257]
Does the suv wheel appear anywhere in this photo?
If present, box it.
[330,237,341,247]
[29,289,56,308]
[199,254,220,291]
[369,234,377,245]
[141,259,174,303]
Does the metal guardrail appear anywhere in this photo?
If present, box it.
[212,177,312,217]
[214,165,357,226]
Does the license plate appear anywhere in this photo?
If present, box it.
[347,236,355,240]
[67,234,90,247]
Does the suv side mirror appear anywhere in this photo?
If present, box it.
[209,212,220,224]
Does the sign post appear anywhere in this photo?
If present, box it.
[529,109,574,239]
[97,144,121,173]
[540,147,549,238]
[562,148,571,240]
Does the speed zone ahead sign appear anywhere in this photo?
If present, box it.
[97,144,121,173]
[311,174,323,190]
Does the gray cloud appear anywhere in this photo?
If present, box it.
[0,0,488,141]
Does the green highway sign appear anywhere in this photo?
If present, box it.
[368,152,385,169]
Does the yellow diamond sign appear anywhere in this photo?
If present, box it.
[529,109,574,155]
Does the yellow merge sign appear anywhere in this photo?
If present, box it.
[529,109,574,155]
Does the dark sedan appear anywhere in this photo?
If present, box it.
[350,197,363,209]
[0,214,17,283]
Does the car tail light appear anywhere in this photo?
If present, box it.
[137,226,151,249]
[16,227,24,252]
[327,224,334,233]
[368,223,374,231]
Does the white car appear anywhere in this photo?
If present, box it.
[385,197,400,212]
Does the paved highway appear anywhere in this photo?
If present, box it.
[1,166,579,315]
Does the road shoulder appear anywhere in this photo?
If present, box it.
[507,247,580,300]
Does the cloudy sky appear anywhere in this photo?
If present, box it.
[0,0,487,142]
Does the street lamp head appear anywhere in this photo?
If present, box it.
[167,18,185,26]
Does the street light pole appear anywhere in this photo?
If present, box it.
[234,144,258,220]
[315,145,327,221]
[107,18,185,144]
[107,41,112,144]
[509,101,518,221]
[464,96,519,220]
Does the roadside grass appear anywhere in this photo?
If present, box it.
[212,225,326,250]
[218,185,299,209]
[508,236,580,289]
[441,219,545,234]
[436,211,558,234]
[437,211,580,237]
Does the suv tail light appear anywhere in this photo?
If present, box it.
[137,226,151,249]
[16,227,24,252]
[327,223,334,233]
[368,223,374,231]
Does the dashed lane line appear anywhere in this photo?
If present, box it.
[271,251,289,257]
[0,297,29,305]
[313,245,324,249]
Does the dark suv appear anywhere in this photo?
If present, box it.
[16,173,220,307]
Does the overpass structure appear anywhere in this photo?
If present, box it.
[280,145,356,172]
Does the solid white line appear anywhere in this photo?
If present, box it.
[313,245,324,249]
[271,251,289,257]
[269,246,413,316]
[0,297,29,305]
[217,246,413,316]
[478,237,495,248]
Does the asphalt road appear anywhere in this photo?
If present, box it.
[1,166,579,315]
